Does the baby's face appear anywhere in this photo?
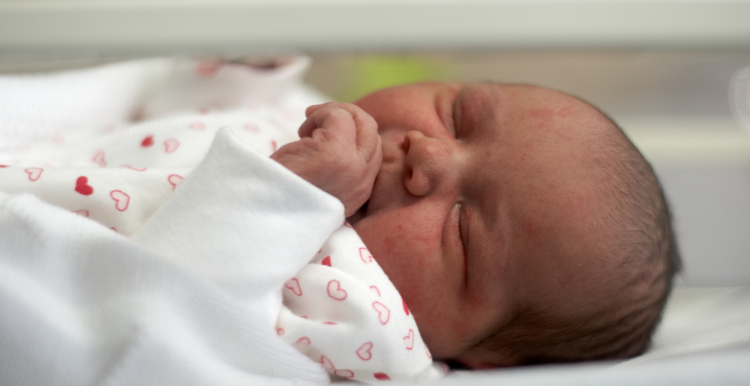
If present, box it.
[351,82,617,365]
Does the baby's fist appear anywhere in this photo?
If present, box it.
[270,102,382,217]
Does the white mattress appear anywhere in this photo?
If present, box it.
[433,287,750,386]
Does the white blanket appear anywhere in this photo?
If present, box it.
[0,57,442,385]
[0,128,343,385]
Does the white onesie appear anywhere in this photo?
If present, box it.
[0,58,444,384]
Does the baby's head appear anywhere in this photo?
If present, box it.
[349,82,680,367]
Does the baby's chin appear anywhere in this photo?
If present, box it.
[345,200,368,226]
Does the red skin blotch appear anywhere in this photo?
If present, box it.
[522,221,541,239]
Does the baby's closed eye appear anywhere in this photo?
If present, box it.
[445,203,469,286]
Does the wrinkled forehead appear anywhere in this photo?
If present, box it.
[461,82,619,180]
[466,82,611,133]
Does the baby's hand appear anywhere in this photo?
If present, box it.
[271,102,382,217]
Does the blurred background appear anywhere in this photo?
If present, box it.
[1,0,749,286]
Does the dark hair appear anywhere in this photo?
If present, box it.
[467,107,681,366]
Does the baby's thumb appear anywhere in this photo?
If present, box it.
[305,103,330,117]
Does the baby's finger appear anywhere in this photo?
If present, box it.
[298,104,342,138]
[309,103,379,157]
[305,102,332,118]
[353,112,379,164]
[298,110,326,139]
[298,105,358,142]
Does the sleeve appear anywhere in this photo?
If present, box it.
[0,128,343,386]
[131,128,345,312]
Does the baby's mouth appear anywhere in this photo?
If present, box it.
[378,131,406,165]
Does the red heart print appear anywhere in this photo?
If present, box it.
[110,227,118,232]
[141,135,154,147]
[295,337,311,345]
[110,190,130,211]
[403,329,414,350]
[334,370,354,379]
[327,280,347,301]
[189,122,205,131]
[344,221,352,228]
[25,168,43,181]
[243,123,260,133]
[374,372,391,381]
[270,140,277,152]
[425,346,432,360]
[319,355,335,370]
[92,151,106,167]
[356,342,373,361]
[370,286,381,297]
[322,321,337,325]
[281,106,296,118]
[359,247,373,263]
[72,209,89,217]
[372,302,390,325]
[164,139,180,153]
[196,60,221,77]
[276,328,285,336]
[319,355,354,378]
[437,362,450,374]
[0,165,8,167]
[124,165,146,171]
[321,256,331,267]
[285,278,302,296]
[403,298,410,315]
[75,176,94,195]
[168,174,184,190]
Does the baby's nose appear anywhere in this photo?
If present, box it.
[403,131,452,196]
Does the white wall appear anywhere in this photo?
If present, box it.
[1,0,749,56]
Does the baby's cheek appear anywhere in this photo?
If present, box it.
[408,297,468,359]
[373,232,399,261]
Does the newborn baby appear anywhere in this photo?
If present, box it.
[273,82,680,368]
[0,58,678,382]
